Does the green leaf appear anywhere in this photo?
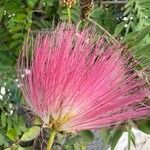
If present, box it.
[9,26,23,32]
[7,128,17,141]
[12,33,23,39]
[7,117,12,130]
[74,142,85,150]
[0,131,9,148]
[127,127,131,150]
[20,126,40,142]
[13,121,22,135]
[18,116,27,132]
[0,52,13,66]
[1,111,6,128]
[65,136,80,145]
[137,120,150,134]
[45,0,54,6]
[79,130,94,145]
[0,7,4,21]
[4,0,21,13]
[110,129,123,150]
[10,40,22,49]
[131,130,136,147]
[122,31,139,44]
[17,146,25,150]
[134,26,150,43]
[65,144,75,150]
[134,43,150,58]
[99,128,110,146]
[14,13,27,21]
[26,0,38,7]
[114,21,126,36]
[17,146,33,150]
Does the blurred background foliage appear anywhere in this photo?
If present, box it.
[0,0,150,150]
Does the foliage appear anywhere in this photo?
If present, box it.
[61,130,94,150]
[115,0,150,67]
[0,79,28,149]
[90,5,118,34]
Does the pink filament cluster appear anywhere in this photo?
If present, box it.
[18,24,150,132]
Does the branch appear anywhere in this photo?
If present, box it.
[96,0,127,5]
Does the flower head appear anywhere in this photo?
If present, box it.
[18,24,150,133]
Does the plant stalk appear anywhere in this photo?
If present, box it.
[67,7,71,23]
[46,129,56,150]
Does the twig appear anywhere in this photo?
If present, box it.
[88,17,120,44]
[100,0,127,5]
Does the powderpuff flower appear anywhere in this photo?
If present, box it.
[17,24,150,133]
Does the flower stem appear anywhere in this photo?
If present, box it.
[67,7,71,23]
[46,129,56,150]
[88,17,119,45]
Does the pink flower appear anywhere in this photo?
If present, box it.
[17,24,150,133]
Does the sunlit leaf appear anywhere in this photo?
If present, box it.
[20,126,40,142]
[7,129,17,141]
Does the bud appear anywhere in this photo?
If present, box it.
[60,0,76,8]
